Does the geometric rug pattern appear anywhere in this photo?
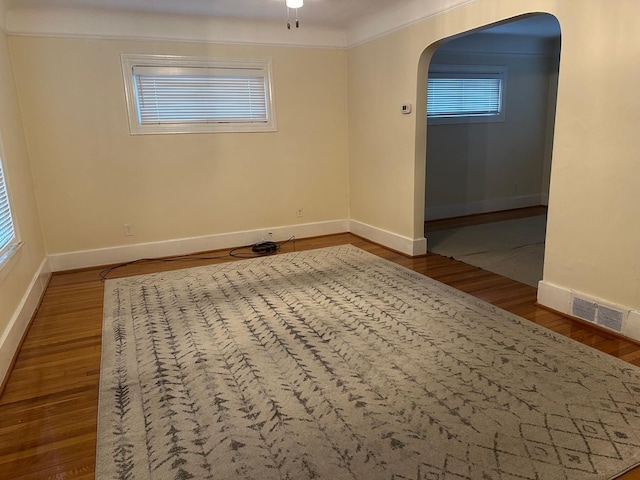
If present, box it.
[98,245,640,479]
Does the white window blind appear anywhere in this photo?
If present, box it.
[427,65,507,124]
[122,55,276,134]
[0,159,16,259]
[428,77,502,117]
[133,67,268,125]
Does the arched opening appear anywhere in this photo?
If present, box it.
[420,13,561,287]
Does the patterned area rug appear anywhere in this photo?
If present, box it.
[97,245,640,480]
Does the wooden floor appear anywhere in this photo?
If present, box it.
[1,232,639,479]
[425,205,548,232]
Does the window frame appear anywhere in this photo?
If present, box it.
[121,54,277,135]
[0,151,21,274]
[427,64,508,125]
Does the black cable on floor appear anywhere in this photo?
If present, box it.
[99,236,296,281]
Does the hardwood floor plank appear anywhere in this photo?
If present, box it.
[11,458,95,480]
[425,205,548,232]
[0,232,638,479]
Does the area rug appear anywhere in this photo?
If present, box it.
[97,245,640,480]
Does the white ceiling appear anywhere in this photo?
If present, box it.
[5,0,407,28]
[1,0,560,49]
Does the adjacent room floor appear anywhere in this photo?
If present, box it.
[425,207,547,287]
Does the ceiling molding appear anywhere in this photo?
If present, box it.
[3,0,478,49]
[4,6,348,48]
[347,0,479,47]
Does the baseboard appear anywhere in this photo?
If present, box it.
[0,257,51,388]
[48,220,351,271]
[49,219,429,271]
[537,280,640,342]
[349,220,427,256]
[425,194,544,221]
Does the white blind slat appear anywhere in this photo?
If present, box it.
[0,160,16,258]
[134,70,269,125]
[427,76,503,118]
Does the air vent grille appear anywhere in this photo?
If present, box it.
[597,305,624,332]
[572,296,626,333]
[572,297,596,322]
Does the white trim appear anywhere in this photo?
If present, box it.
[425,194,544,221]
[349,220,427,256]
[49,220,350,271]
[537,280,640,342]
[347,0,479,47]
[0,257,51,387]
[5,7,347,49]
[48,219,432,272]
[626,311,640,343]
[121,54,277,135]
[0,241,24,285]
[2,0,477,49]
[536,280,571,314]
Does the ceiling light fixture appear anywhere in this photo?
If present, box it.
[286,0,303,29]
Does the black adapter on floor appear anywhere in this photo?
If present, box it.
[252,241,279,254]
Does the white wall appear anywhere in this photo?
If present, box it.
[0,26,48,385]
[348,0,640,336]
[425,32,560,220]
[9,37,350,267]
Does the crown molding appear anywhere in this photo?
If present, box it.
[4,6,348,48]
[346,0,479,47]
[2,0,481,49]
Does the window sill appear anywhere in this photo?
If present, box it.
[428,114,506,126]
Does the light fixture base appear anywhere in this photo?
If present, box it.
[286,0,303,9]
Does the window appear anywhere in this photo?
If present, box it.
[122,54,276,134]
[427,65,507,124]
[0,156,17,265]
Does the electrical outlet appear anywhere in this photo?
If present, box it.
[123,224,134,237]
[296,208,303,218]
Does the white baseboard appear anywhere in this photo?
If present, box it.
[349,220,427,256]
[49,220,351,272]
[537,280,640,342]
[49,218,430,272]
[0,257,51,387]
[425,194,544,221]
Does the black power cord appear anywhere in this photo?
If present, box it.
[99,236,296,281]
[228,236,296,258]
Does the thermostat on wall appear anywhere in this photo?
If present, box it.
[401,104,412,114]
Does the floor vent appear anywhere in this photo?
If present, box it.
[597,305,624,332]
[572,296,626,333]
[572,297,597,322]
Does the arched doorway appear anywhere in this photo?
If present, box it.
[421,13,561,287]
